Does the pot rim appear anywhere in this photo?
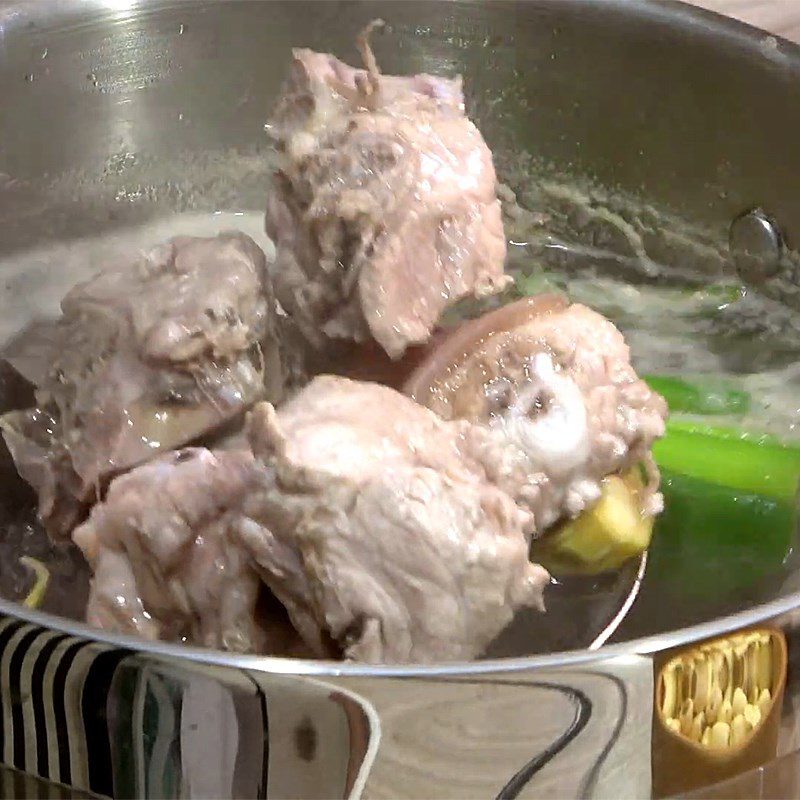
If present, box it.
[4,580,800,677]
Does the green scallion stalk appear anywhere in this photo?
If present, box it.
[653,421,800,502]
[644,375,751,416]
[646,468,796,600]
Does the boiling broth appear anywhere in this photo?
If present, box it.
[1,188,798,654]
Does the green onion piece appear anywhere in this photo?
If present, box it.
[664,419,796,448]
[646,469,796,601]
[685,283,745,305]
[20,557,49,609]
[514,271,562,297]
[653,421,800,502]
[644,375,751,416]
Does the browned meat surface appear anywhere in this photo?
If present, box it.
[1,233,285,538]
[265,34,509,360]
[236,376,547,664]
[406,296,668,535]
[73,447,267,651]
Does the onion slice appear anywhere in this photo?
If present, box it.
[20,556,49,609]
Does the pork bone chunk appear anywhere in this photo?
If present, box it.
[73,448,267,652]
[408,299,668,535]
[1,232,285,538]
[265,47,509,360]
[237,376,547,664]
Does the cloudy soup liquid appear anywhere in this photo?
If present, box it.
[1,202,799,654]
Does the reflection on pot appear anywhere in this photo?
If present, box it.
[652,628,787,798]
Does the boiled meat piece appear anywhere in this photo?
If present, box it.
[1,232,285,538]
[73,375,548,663]
[73,446,313,657]
[406,296,668,535]
[72,447,267,651]
[236,376,548,664]
[265,25,509,360]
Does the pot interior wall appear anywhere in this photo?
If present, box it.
[1,0,800,658]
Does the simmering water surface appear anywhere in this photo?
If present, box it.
[1,190,799,654]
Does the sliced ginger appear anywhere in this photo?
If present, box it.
[533,469,654,574]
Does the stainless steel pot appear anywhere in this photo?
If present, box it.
[2,1,800,797]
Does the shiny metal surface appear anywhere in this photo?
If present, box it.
[3,1,800,797]
[729,208,783,283]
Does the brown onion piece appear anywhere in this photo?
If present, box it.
[403,293,568,405]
